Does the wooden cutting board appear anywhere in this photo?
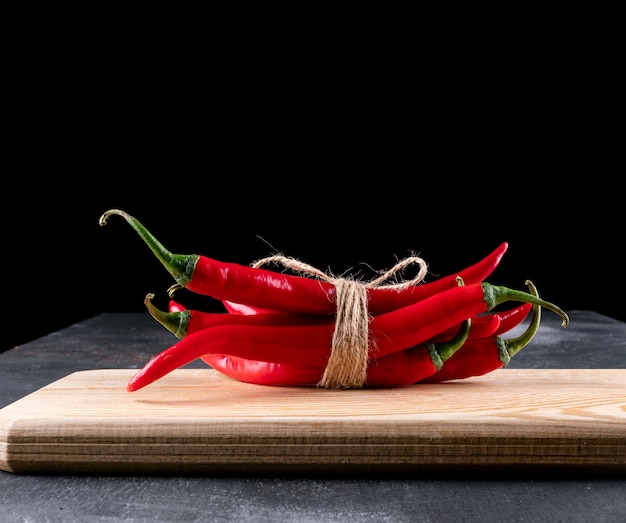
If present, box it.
[1,369,625,475]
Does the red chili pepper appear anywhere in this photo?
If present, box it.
[99,209,509,316]
[429,302,532,342]
[218,300,531,345]
[420,281,542,383]
[127,280,568,391]
[201,354,324,386]
[491,301,532,335]
[202,349,443,388]
[184,318,474,388]
[155,296,505,343]
[146,294,332,338]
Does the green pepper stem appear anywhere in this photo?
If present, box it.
[431,317,472,368]
[500,280,543,360]
[482,280,569,327]
[143,293,189,339]
[99,209,198,292]
[432,275,471,364]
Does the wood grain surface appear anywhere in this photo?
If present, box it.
[1,369,625,474]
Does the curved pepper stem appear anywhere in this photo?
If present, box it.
[492,280,543,366]
[99,209,198,295]
[430,317,472,369]
[482,281,569,327]
[144,293,190,339]
[427,276,472,368]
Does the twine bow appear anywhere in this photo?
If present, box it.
[252,254,429,389]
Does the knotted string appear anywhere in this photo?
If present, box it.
[251,254,429,388]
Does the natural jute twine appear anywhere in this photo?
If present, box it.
[252,254,429,389]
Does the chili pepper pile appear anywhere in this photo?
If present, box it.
[99,209,569,392]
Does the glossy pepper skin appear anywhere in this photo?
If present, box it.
[126,280,568,391]
[99,209,509,316]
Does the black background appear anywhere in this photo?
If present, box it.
[3,36,623,354]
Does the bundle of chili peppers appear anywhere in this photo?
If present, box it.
[99,209,569,392]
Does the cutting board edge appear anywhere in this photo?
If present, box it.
[2,368,626,475]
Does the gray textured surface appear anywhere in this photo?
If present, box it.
[1,311,625,522]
